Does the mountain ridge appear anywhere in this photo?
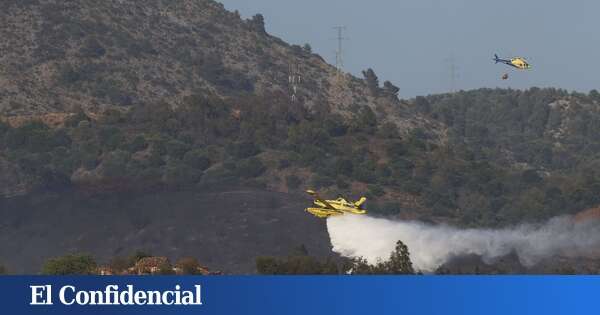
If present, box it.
[1,0,435,136]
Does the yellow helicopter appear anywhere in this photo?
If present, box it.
[494,54,531,70]
[305,190,367,218]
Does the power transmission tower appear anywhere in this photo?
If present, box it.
[332,26,348,75]
[444,55,459,93]
[288,63,301,102]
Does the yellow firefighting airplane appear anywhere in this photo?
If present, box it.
[305,190,367,218]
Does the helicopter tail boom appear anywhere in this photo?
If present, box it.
[493,54,513,65]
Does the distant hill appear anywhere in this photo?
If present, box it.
[418,88,600,225]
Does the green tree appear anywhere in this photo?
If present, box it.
[386,141,408,158]
[353,106,377,134]
[98,126,124,150]
[236,157,266,178]
[348,257,376,274]
[303,43,312,53]
[127,251,152,267]
[385,240,415,274]
[368,184,385,197]
[128,135,148,153]
[228,141,260,159]
[325,115,348,137]
[288,122,331,148]
[176,257,203,275]
[164,160,201,186]
[5,122,55,152]
[183,149,211,170]
[350,240,414,275]
[362,68,380,97]
[158,262,175,275]
[64,106,91,127]
[42,254,97,275]
[166,140,190,159]
[256,257,280,275]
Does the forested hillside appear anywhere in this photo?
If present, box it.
[2,1,600,228]
[417,88,600,225]
[3,86,600,227]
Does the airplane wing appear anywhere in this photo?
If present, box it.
[306,190,339,211]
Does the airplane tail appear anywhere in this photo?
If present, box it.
[354,197,367,209]
[494,54,500,63]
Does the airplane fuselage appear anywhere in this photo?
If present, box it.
[306,198,367,218]
[304,190,368,218]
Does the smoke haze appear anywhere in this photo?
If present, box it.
[327,215,600,272]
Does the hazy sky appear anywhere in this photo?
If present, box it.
[218,0,599,98]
